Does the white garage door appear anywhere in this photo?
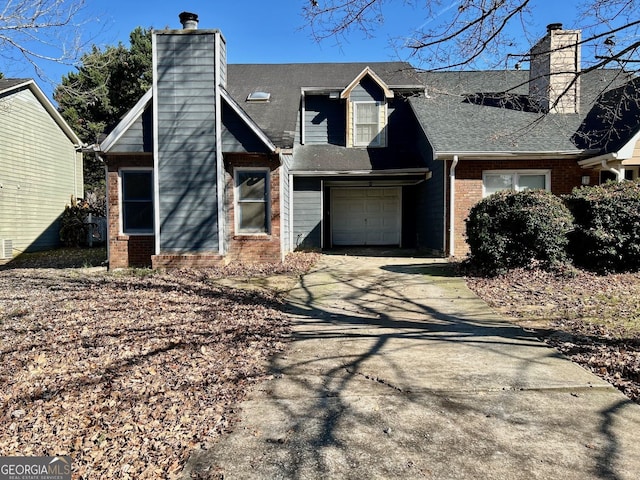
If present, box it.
[331,187,401,246]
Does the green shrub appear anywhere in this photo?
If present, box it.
[465,190,574,275]
[564,180,640,273]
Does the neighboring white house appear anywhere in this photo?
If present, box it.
[0,78,83,258]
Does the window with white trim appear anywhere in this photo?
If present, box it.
[483,170,551,197]
[353,101,384,147]
[121,169,154,234]
[235,169,270,234]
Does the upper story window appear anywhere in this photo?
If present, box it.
[120,169,154,234]
[483,170,551,197]
[353,101,385,147]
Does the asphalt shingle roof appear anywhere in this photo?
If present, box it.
[0,78,31,93]
[226,62,422,149]
[409,69,638,155]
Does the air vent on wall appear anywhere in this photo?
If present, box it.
[0,239,13,259]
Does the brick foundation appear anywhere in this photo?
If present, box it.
[152,254,225,269]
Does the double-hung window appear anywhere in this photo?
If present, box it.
[235,169,270,234]
[483,170,551,197]
[121,169,154,234]
[353,101,384,147]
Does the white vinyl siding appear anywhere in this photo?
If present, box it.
[483,170,551,197]
[0,87,82,254]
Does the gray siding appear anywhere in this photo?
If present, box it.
[304,95,345,145]
[415,130,445,253]
[293,177,322,250]
[155,32,219,252]
[0,87,82,254]
[110,105,153,153]
[221,102,270,153]
[350,76,385,102]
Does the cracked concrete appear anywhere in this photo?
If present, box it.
[182,253,640,480]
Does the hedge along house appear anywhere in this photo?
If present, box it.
[409,23,640,257]
[0,79,83,259]
[99,12,431,268]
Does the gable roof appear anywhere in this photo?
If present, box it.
[226,62,423,149]
[409,69,638,158]
[100,88,153,153]
[0,78,81,146]
[340,66,394,99]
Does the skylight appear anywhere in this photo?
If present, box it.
[247,91,271,102]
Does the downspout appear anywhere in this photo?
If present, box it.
[602,158,623,182]
[95,151,110,268]
[449,155,459,257]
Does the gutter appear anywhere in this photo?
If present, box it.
[289,168,430,176]
[449,155,459,258]
[436,150,592,160]
[578,152,623,181]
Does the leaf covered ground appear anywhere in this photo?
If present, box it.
[0,252,318,479]
[466,267,640,404]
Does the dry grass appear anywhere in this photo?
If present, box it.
[466,267,640,403]
[0,252,318,479]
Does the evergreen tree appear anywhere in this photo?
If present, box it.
[55,27,152,191]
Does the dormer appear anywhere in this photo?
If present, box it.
[342,67,393,148]
[301,66,396,149]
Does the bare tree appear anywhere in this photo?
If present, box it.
[0,0,91,80]
[302,0,640,72]
[303,1,640,152]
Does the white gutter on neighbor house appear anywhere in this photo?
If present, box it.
[578,152,623,182]
[449,155,459,258]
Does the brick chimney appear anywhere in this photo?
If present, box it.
[529,23,581,114]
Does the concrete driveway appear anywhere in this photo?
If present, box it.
[183,254,640,479]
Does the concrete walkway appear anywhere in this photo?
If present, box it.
[183,254,640,479]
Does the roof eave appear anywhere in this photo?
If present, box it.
[3,79,82,146]
[220,87,279,154]
[100,88,153,153]
[435,150,592,160]
[290,168,430,176]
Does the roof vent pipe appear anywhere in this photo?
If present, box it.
[179,12,199,30]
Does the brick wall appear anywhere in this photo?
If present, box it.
[106,154,155,268]
[448,158,598,257]
[224,154,282,264]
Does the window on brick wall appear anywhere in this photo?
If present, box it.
[483,170,550,197]
[121,169,154,234]
[235,168,270,234]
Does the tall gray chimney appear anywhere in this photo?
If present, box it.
[153,13,227,254]
[179,11,199,29]
[529,23,581,114]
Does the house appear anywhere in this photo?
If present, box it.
[409,23,640,256]
[0,79,83,258]
[99,14,640,268]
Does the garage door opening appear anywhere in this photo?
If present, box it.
[330,187,401,246]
